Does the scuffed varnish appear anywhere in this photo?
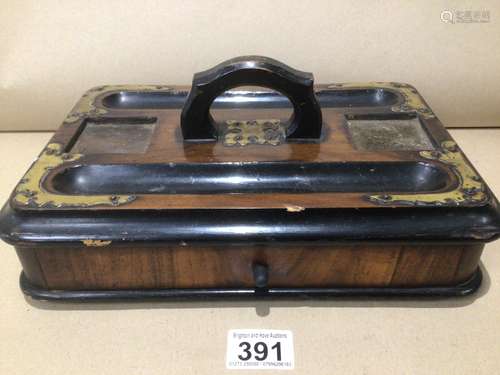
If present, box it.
[285,204,305,212]
[82,239,112,247]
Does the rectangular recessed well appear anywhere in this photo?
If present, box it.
[70,118,156,154]
[347,114,435,151]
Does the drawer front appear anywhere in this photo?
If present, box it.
[17,243,483,290]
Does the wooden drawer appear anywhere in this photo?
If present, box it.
[17,243,483,290]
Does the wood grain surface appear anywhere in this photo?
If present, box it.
[17,243,483,290]
[29,93,459,211]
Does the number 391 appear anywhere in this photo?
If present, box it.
[238,341,282,361]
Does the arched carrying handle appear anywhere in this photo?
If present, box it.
[180,56,323,141]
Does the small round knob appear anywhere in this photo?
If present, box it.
[252,262,269,289]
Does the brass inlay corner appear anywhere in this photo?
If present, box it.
[13,143,135,209]
[222,120,285,146]
[327,82,435,119]
[368,141,488,207]
[64,85,172,123]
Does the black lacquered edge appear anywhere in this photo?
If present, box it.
[3,204,500,244]
[20,268,482,302]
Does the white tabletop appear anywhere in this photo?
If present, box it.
[1,129,499,375]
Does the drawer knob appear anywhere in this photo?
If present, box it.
[252,262,269,289]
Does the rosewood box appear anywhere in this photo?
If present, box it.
[1,56,499,301]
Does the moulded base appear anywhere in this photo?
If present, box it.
[19,268,482,302]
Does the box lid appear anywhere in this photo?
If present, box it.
[1,56,500,244]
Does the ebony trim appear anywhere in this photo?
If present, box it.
[180,56,322,141]
[20,268,482,302]
[2,204,500,244]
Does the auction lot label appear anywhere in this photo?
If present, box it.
[226,329,294,370]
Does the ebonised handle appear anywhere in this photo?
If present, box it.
[181,56,323,141]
